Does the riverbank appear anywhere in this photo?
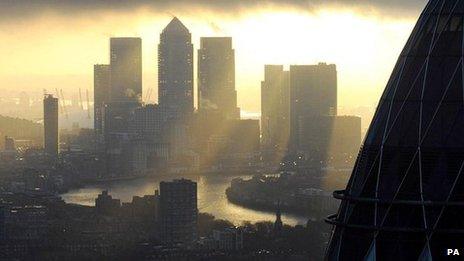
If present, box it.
[225,173,344,220]
[60,174,309,226]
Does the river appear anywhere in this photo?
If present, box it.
[61,174,308,226]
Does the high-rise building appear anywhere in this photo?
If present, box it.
[326,1,464,259]
[158,17,194,119]
[132,104,166,143]
[103,38,142,177]
[43,94,59,158]
[94,64,110,144]
[261,65,290,154]
[298,115,361,167]
[160,179,197,244]
[4,136,15,151]
[110,37,142,103]
[130,104,170,173]
[289,63,337,150]
[95,190,121,216]
[198,37,239,119]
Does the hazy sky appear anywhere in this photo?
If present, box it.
[0,0,428,113]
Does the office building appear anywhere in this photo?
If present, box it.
[132,104,166,143]
[191,110,260,170]
[4,136,15,151]
[326,1,464,259]
[160,179,197,244]
[298,115,361,166]
[261,65,290,157]
[289,63,337,150]
[158,17,194,119]
[95,190,121,216]
[43,94,59,158]
[110,37,142,103]
[2,206,48,242]
[198,37,239,119]
[94,64,110,144]
[130,139,169,174]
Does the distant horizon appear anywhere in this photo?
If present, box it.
[0,2,427,114]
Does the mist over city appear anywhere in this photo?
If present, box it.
[4,0,464,260]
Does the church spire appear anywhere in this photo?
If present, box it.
[274,200,283,234]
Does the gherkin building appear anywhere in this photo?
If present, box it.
[326,1,464,260]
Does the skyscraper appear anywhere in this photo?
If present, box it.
[104,38,142,178]
[94,64,110,144]
[198,37,239,119]
[261,65,290,153]
[43,94,59,158]
[326,1,464,259]
[110,37,142,103]
[289,63,337,150]
[158,17,194,119]
[160,179,198,244]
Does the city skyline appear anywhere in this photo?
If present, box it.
[0,2,427,114]
[3,1,455,260]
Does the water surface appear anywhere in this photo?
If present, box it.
[61,174,308,226]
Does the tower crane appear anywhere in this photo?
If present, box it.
[86,89,91,119]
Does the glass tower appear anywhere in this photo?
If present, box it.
[326,1,464,260]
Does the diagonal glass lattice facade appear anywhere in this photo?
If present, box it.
[326,1,464,260]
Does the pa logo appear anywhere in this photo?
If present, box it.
[447,249,460,256]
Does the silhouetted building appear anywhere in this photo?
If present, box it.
[130,105,171,173]
[298,115,361,166]
[158,17,194,119]
[4,136,15,151]
[95,190,121,216]
[94,64,110,146]
[160,179,197,244]
[261,65,290,161]
[110,37,142,103]
[3,206,48,242]
[208,228,244,251]
[44,94,59,158]
[130,138,169,174]
[289,63,337,150]
[132,104,166,143]
[326,1,464,259]
[103,101,139,177]
[198,37,239,119]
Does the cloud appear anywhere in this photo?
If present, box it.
[0,0,428,22]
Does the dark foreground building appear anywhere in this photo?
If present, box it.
[43,94,59,158]
[326,1,464,260]
[160,179,198,244]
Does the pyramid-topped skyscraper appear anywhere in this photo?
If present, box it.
[158,17,194,119]
[326,1,464,259]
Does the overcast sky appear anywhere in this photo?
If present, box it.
[0,0,429,116]
[0,0,428,22]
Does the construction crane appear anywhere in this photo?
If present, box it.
[78,88,84,111]
[86,89,91,119]
[55,88,63,115]
[145,88,153,104]
[60,89,69,119]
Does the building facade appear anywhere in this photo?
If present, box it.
[261,65,290,160]
[198,37,239,119]
[298,115,361,167]
[289,63,337,150]
[326,1,464,259]
[160,179,197,244]
[109,37,142,103]
[43,94,59,158]
[94,64,110,146]
[158,17,194,119]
